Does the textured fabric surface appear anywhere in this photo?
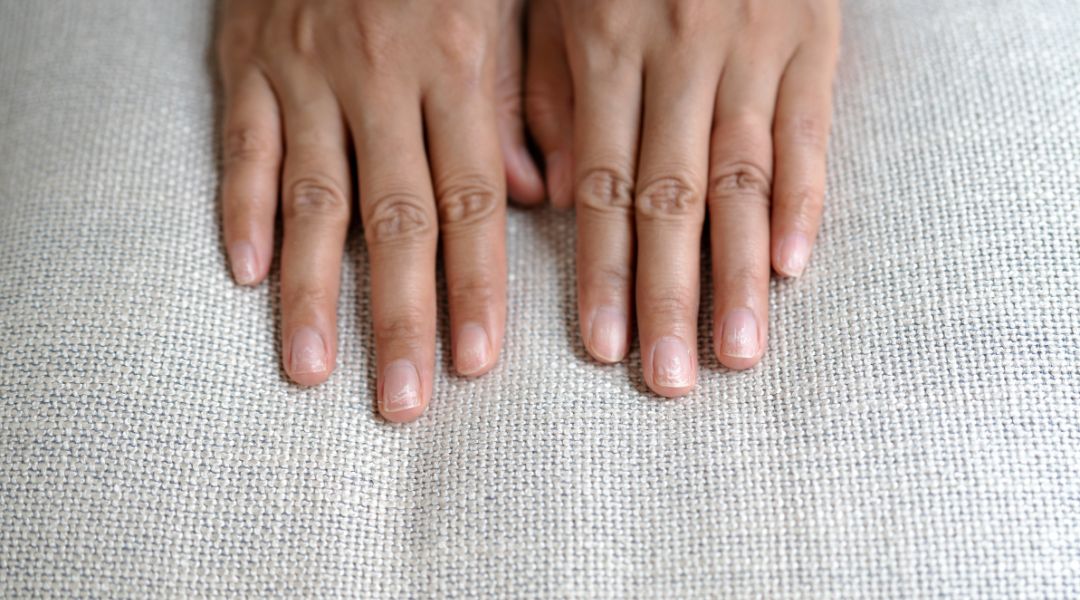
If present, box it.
[1,0,1078,597]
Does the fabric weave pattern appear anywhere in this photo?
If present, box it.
[0,0,1078,597]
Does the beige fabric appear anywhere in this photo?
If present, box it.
[1,0,1078,597]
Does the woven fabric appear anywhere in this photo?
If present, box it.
[1,0,1078,597]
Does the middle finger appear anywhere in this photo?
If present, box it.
[634,50,720,396]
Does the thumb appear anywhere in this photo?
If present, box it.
[523,0,574,209]
[496,0,545,205]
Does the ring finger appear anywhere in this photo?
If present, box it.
[634,52,719,396]
[708,49,790,369]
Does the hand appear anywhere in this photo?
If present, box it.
[525,0,840,395]
[216,0,543,421]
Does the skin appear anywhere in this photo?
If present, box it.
[217,0,545,422]
[525,0,841,396]
[217,0,841,420]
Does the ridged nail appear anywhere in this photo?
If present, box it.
[720,308,759,359]
[455,322,491,376]
[290,326,327,374]
[777,232,810,278]
[229,241,258,285]
[382,360,421,413]
[589,306,628,363]
[651,336,692,388]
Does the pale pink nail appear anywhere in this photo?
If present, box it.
[777,232,810,278]
[455,322,491,376]
[589,306,628,363]
[720,308,759,359]
[229,241,258,285]
[651,336,692,388]
[382,360,421,413]
[290,326,327,375]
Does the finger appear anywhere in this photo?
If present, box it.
[339,80,437,423]
[708,55,788,370]
[634,56,718,396]
[771,40,839,278]
[276,68,352,386]
[425,78,507,377]
[220,67,281,286]
[524,0,574,209]
[564,42,643,364]
[497,0,545,205]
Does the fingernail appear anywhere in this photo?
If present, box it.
[229,241,258,285]
[589,306,628,363]
[290,326,327,374]
[651,336,692,388]
[382,360,421,413]
[777,232,810,278]
[720,308,759,359]
[455,322,491,376]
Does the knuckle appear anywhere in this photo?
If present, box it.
[665,0,706,39]
[223,127,277,166]
[577,39,634,74]
[641,287,697,320]
[719,265,769,292]
[574,9,636,71]
[289,8,318,58]
[780,185,824,217]
[496,73,524,117]
[347,13,398,71]
[708,162,772,207]
[435,13,488,82]
[635,175,704,221]
[447,272,499,309]
[374,310,427,348]
[581,5,629,47]
[282,285,333,312]
[284,176,350,221]
[587,263,634,297]
[736,0,768,28]
[524,89,567,126]
[364,193,435,245]
[576,167,635,217]
[778,115,830,152]
[523,90,550,120]
[436,176,501,230]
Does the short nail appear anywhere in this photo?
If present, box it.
[290,326,327,374]
[455,322,491,375]
[651,336,692,388]
[229,241,258,285]
[777,232,810,278]
[382,360,421,413]
[589,306,628,363]
[720,308,759,359]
